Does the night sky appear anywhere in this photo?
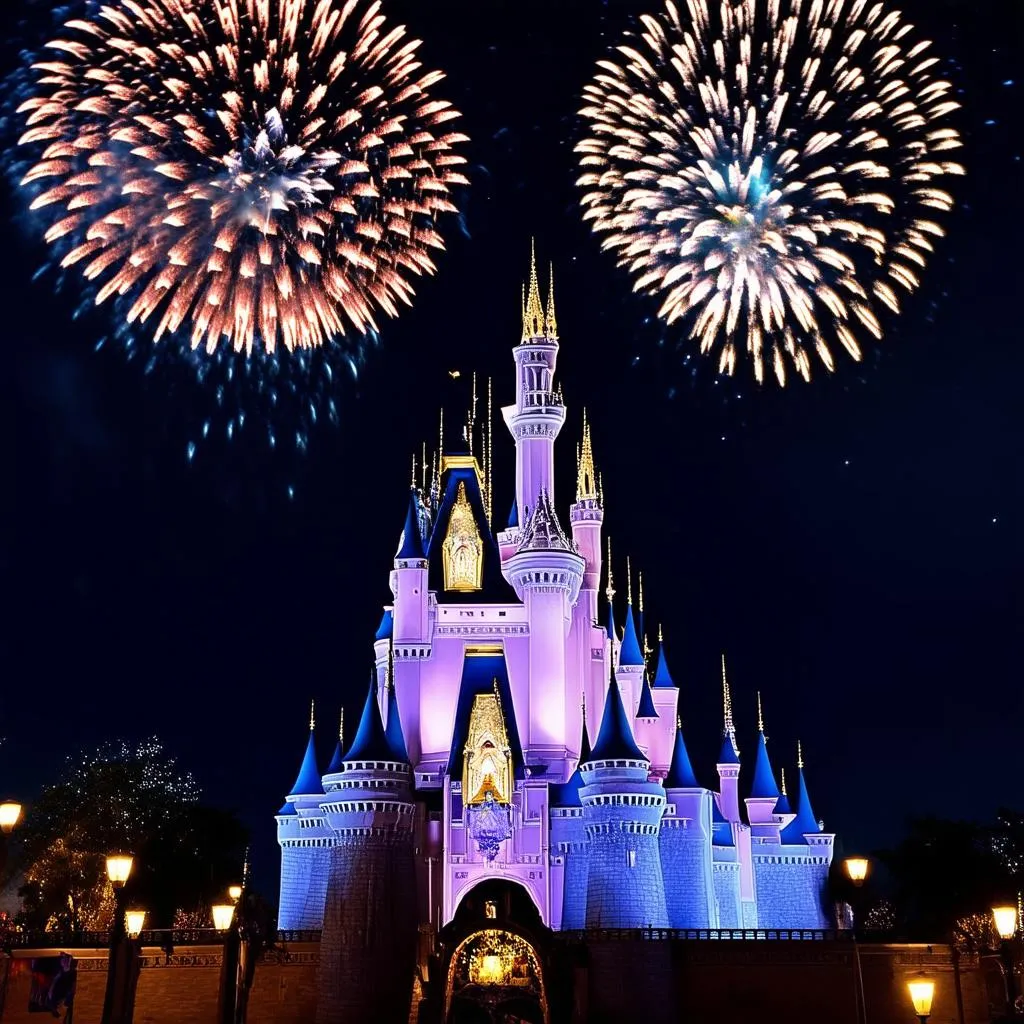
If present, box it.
[1,0,1021,901]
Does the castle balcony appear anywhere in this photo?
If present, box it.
[520,389,563,410]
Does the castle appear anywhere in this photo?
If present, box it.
[275,247,836,1022]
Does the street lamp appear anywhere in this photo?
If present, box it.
[906,973,935,1024]
[100,853,137,1024]
[124,911,147,940]
[993,905,1020,1018]
[0,802,22,834]
[845,857,870,886]
[0,800,21,878]
[211,904,236,931]
[227,885,243,902]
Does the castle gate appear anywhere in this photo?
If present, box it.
[442,880,550,1024]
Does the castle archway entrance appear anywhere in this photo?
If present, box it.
[442,881,549,1024]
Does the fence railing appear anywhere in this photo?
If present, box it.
[557,928,854,943]
[2,928,323,951]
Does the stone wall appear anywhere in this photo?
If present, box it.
[753,856,830,929]
[660,827,711,929]
[0,936,992,1024]
[0,942,319,1024]
[278,845,331,930]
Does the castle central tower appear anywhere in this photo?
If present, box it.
[502,241,566,519]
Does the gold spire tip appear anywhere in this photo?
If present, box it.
[545,261,557,338]
[309,699,315,731]
[797,740,804,769]
[658,623,664,643]
[638,570,644,613]
[677,713,682,732]
[522,238,544,340]
[339,707,344,744]
[757,691,764,733]
[626,556,633,605]
[780,767,787,795]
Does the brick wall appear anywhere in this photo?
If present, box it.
[753,857,830,929]
[278,845,331,930]
[0,942,319,1024]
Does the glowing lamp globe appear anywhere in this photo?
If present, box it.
[228,885,243,902]
[212,904,235,931]
[105,854,134,886]
[993,905,1018,940]
[125,910,147,938]
[907,975,936,1018]
[0,802,22,834]
[478,954,504,985]
[844,857,869,886]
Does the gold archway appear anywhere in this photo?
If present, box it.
[445,928,549,1024]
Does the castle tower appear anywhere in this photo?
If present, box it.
[391,488,429,767]
[549,705,592,931]
[277,703,332,930]
[580,667,669,928]
[317,675,417,1024]
[745,693,783,842]
[568,412,604,760]
[615,561,646,717]
[660,719,716,928]
[648,628,681,778]
[774,742,836,929]
[716,655,742,823]
[505,489,585,771]
[634,671,660,763]
[502,243,566,518]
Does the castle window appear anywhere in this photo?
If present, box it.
[627,850,636,868]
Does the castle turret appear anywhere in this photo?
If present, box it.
[615,561,645,717]
[746,693,783,842]
[277,702,332,930]
[716,655,742,824]
[391,488,428,767]
[661,719,716,928]
[763,742,835,929]
[317,674,417,1024]
[505,489,585,771]
[550,706,592,931]
[648,627,681,778]
[568,412,604,761]
[502,243,566,517]
[580,668,669,928]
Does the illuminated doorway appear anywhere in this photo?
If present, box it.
[445,927,548,1024]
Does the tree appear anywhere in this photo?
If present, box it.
[875,815,1016,940]
[13,738,248,931]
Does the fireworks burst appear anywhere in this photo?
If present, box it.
[16,0,468,359]
[576,0,964,386]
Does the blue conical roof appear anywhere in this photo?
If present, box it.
[327,733,345,774]
[277,800,297,816]
[619,607,644,667]
[652,640,676,688]
[396,488,426,560]
[605,602,617,641]
[711,797,734,846]
[589,673,646,763]
[288,729,323,797]
[781,765,821,843]
[375,609,394,641]
[551,716,592,807]
[664,724,699,789]
[774,789,792,815]
[636,675,658,718]
[718,731,740,765]
[750,732,779,799]
[384,681,410,763]
[345,673,396,762]
[508,497,519,528]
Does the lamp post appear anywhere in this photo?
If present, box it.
[844,857,871,1024]
[215,898,240,1024]
[907,972,936,1024]
[100,853,140,1024]
[993,904,1021,1018]
[0,801,22,877]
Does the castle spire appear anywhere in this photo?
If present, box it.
[327,706,346,774]
[750,693,779,799]
[626,556,633,606]
[577,409,597,501]
[605,536,615,604]
[545,261,557,339]
[757,691,764,733]
[781,741,822,842]
[310,698,316,732]
[722,653,739,756]
[522,238,545,340]
[288,704,323,797]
